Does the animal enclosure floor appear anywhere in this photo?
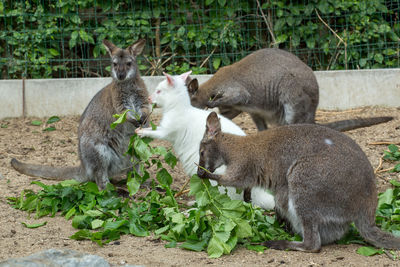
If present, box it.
[0,106,400,266]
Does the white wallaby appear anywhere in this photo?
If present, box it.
[135,71,275,210]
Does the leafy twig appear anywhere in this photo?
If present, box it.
[194,162,212,174]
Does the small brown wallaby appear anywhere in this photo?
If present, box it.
[11,39,150,190]
[197,111,400,252]
[187,48,392,131]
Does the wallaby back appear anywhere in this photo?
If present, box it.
[11,39,150,190]
[198,112,400,251]
[187,48,392,131]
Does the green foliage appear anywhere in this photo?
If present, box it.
[383,145,400,172]
[1,1,398,78]
[262,0,400,70]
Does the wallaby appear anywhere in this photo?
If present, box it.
[197,111,400,252]
[135,71,275,210]
[11,39,150,190]
[187,48,392,131]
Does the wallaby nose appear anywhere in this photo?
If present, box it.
[118,73,125,80]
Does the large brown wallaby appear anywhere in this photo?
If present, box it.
[11,39,150,190]
[187,48,392,131]
[197,112,400,252]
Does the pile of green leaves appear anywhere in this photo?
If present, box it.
[8,111,296,258]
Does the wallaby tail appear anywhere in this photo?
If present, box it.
[11,158,86,182]
[355,219,400,249]
[320,116,393,132]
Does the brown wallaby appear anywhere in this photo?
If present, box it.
[187,48,392,131]
[197,111,400,252]
[11,39,150,190]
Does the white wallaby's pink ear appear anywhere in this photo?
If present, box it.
[205,112,221,140]
[179,70,192,83]
[163,72,174,87]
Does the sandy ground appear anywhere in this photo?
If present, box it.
[1,106,400,266]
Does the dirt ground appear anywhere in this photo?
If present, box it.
[1,106,400,267]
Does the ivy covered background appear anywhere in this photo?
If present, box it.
[0,0,399,79]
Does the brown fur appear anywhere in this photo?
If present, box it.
[188,48,392,131]
[11,39,150,190]
[197,111,400,252]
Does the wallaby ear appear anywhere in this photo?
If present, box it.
[163,72,175,87]
[206,112,221,140]
[127,39,146,56]
[103,39,117,56]
[187,78,199,95]
[179,70,192,84]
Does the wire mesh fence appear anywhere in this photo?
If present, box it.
[0,0,399,79]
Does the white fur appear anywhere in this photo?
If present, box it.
[136,72,275,209]
[324,138,333,145]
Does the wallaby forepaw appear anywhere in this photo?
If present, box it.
[262,240,289,251]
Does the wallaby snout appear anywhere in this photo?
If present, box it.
[117,72,126,81]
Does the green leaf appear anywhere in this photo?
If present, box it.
[60,180,80,187]
[180,239,208,252]
[388,144,399,154]
[49,49,60,56]
[246,244,266,252]
[165,240,177,248]
[65,207,76,220]
[43,126,56,132]
[374,53,384,64]
[111,110,129,129]
[164,151,177,168]
[356,246,384,256]
[177,26,185,37]
[206,0,215,6]
[189,175,204,196]
[218,0,226,7]
[129,222,149,237]
[72,215,91,229]
[156,168,172,187]
[378,188,393,208]
[103,220,128,230]
[31,120,42,126]
[207,236,225,258]
[21,221,47,228]
[213,57,221,70]
[91,219,104,229]
[70,229,92,240]
[127,176,141,196]
[46,116,60,124]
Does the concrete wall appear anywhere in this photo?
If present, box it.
[0,69,399,119]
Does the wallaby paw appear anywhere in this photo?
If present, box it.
[262,240,289,251]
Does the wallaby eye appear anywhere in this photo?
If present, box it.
[200,150,204,157]
[113,63,117,67]
[156,90,161,94]
[127,62,132,67]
